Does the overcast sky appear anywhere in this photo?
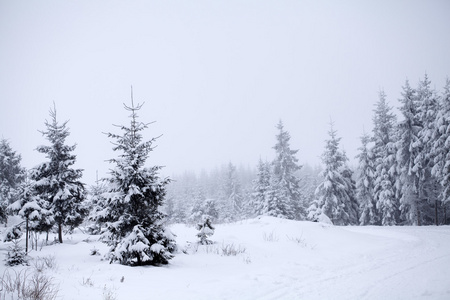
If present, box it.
[1,0,450,185]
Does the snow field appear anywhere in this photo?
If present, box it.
[1,216,450,300]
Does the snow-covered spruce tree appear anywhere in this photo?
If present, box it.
[432,78,450,224]
[395,80,423,225]
[308,122,358,225]
[196,215,215,245]
[99,96,175,266]
[8,177,54,252]
[413,74,441,225]
[0,138,26,223]
[31,105,86,243]
[356,132,378,225]
[271,120,303,220]
[5,238,28,266]
[251,159,271,216]
[372,90,399,225]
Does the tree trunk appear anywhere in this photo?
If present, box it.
[435,198,439,226]
[58,223,63,243]
[25,217,29,254]
[444,206,447,225]
[417,209,421,226]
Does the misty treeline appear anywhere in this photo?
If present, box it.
[1,74,449,266]
[163,74,450,226]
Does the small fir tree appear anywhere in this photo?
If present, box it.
[196,215,215,245]
[5,239,28,266]
[99,92,176,266]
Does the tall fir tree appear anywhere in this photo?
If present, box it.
[31,105,86,243]
[0,138,26,223]
[396,80,423,224]
[308,122,357,225]
[432,78,450,224]
[372,91,399,225]
[412,74,441,225]
[271,120,303,220]
[356,132,378,225]
[99,93,176,266]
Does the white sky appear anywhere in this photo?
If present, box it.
[1,0,449,185]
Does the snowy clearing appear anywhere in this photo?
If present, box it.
[1,216,450,300]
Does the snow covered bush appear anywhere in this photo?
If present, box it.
[196,215,215,245]
[98,94,176,266]
[5,239,28,266]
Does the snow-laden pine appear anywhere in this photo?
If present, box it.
[270,121,304,220]
[308,122,358,225]
[372,91,399,225]
[30,105,86,243]
[98,96,176,266]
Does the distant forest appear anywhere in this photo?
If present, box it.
[162,74,450,226]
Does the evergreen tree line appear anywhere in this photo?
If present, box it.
[165,74,450,226]
[355,75,450,226]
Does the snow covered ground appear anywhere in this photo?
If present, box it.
[1,216,450,300]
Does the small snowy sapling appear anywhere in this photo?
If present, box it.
[196,215,215,245]
[5,239,28,266]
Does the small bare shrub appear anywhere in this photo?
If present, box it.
[0,268,59,300]
[103,285,117,300]
[221,243,246,256]
[81,276,94,287]
[263,231,279,242]
[27,272,59,300]
[286,234,316,250]
[33,255,58,272]
[242,255,252,264]
[203,244,219,255]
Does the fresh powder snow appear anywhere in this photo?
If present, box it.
[1,216,450,299]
